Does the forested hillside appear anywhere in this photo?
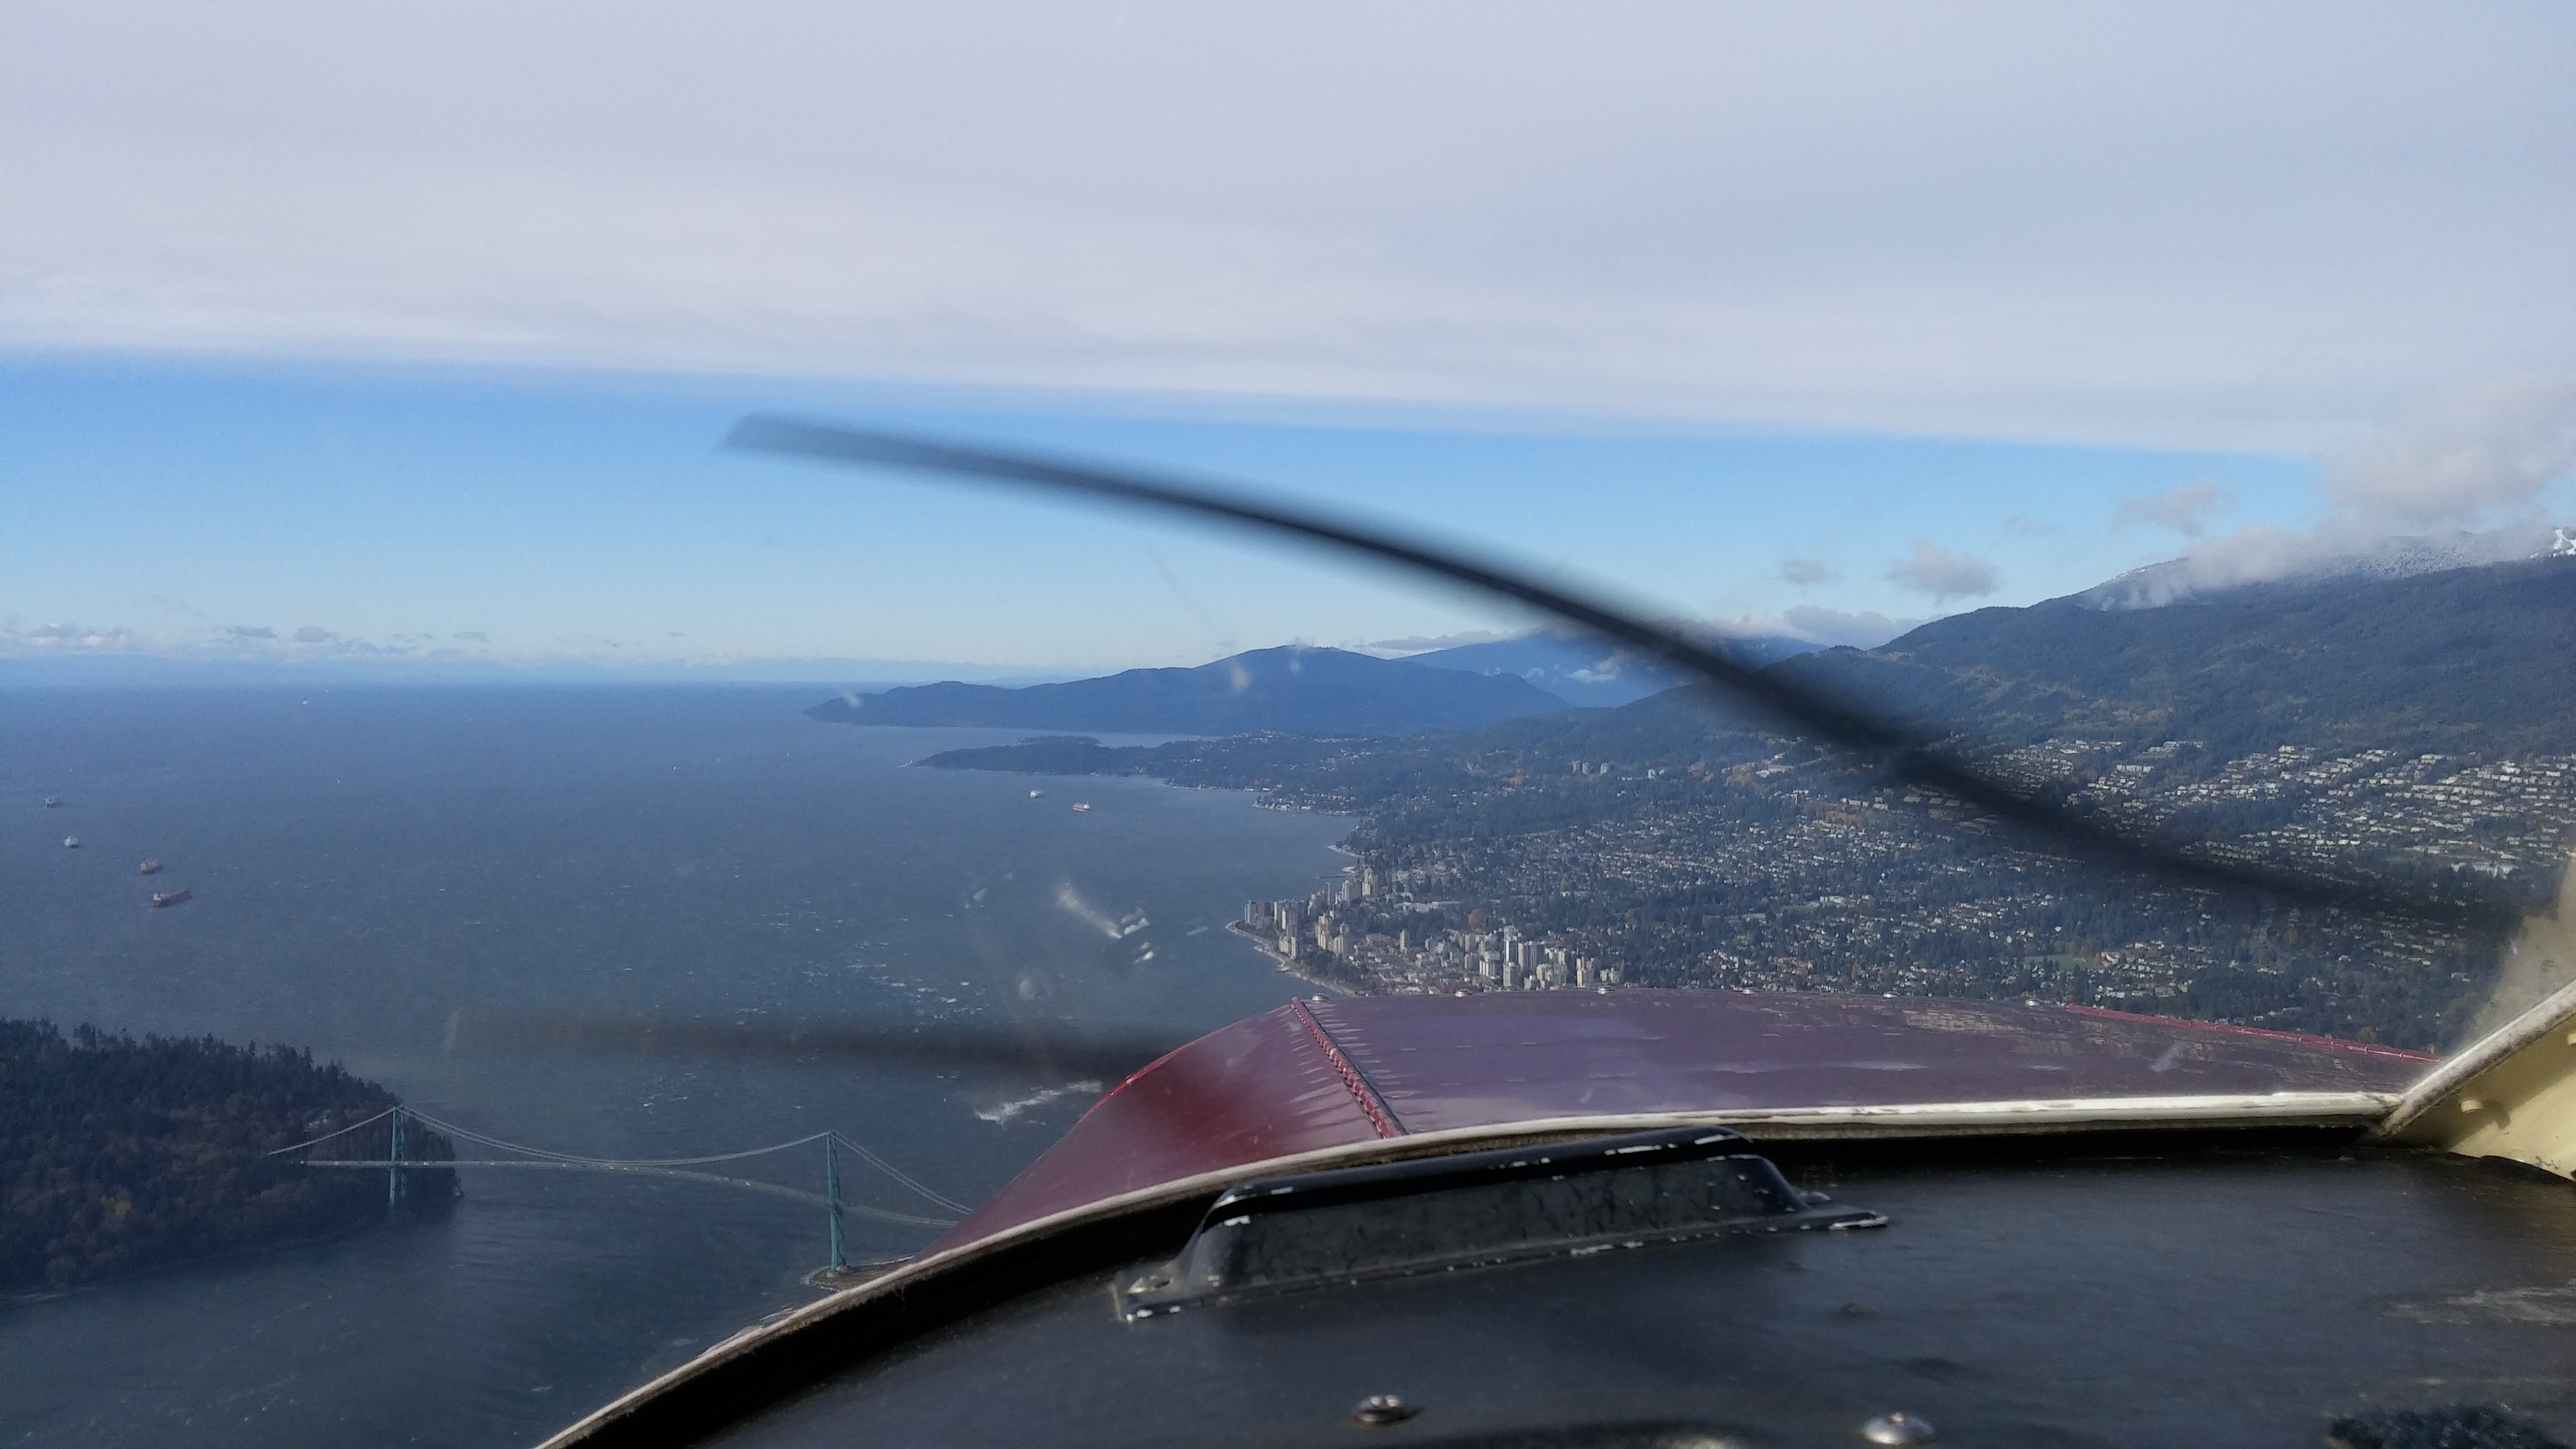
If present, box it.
[0,1022,453,1292]
[1776,555,2576,758]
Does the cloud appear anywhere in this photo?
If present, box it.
[224,625,277,640]
[1780,558,1834,586]
[1886,541,1999,601]
[2323,377,2576,525]
[1365,629,1516,653]
[2115,481,2229,536]
[2002,515,2065,538]
[453,630,490,643]
[2080,378,2576,607]
[291,625,336,643]
[2084,519,2563,609]
[2,7,2570,450]
[1710,607,1921,650]
[1780,606,1920,649]
[5,622,138,653]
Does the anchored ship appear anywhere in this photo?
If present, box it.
[150,888,192,907]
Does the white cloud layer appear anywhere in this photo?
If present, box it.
[6,2,2574,449]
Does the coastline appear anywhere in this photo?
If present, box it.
[1225,918,1355,997]
[1,1210,402,1307]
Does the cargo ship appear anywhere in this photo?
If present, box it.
[1070,803,1091,813]
[150,888,192,908]
[139,859,163,875]
[62,835,79,849]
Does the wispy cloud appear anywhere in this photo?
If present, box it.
[1365,629,1516,653]
[1780,557,1834,586]
[1713,606,1920,650]
[7,622,139,653]
[2323,376,2576,525]
[1886,542,1999,601]
[2115,481,2229,536]
[2090,378,2576,606]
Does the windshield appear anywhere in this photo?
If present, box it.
[6,7,2574,1448]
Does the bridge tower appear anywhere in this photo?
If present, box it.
[386,1105,408,1215]
[823,1137,848,1271]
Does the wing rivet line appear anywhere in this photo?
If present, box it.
[1290,1000,1406,1139]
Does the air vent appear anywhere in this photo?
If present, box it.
[1116,1125,1882,1320]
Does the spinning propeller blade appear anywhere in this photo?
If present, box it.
[724,414,2510,932]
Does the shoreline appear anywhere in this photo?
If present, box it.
[1224,918,1356,997]
[0,1208,414,1307]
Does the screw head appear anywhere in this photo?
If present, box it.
[1351,1394,1419,1426]
[1861,1411,1937,1445]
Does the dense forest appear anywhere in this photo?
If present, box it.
[0,1020,454,1293]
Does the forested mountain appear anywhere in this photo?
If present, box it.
[925,557,2576,782]
[811,645,1569,736]
[917,555,2576,1046]
[0,1022,453,1292]
[1777,555,2576,759]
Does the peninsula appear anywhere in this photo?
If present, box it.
[0,1020,454,1293]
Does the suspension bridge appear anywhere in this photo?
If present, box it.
[271,1106,968,1274]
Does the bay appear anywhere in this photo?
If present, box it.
[0,685,1349,1446]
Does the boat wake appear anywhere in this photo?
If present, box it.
[970,1081,1103,1125]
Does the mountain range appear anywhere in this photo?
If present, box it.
[806,645,1571,736]
[819,530,2576,757]
[1782,553,2576,759]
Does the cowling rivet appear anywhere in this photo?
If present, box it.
[1352,1394,1419,1426]
[1862,1411,1937,1445]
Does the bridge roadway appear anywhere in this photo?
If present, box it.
[297,1159,955,1223]
[279,1107,967,1228]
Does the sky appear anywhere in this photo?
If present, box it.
[4,2,2572,676]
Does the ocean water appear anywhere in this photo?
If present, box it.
[0,685,1350,1446]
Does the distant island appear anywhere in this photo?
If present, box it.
[0,1020,454,1294]
[809,645,1571,736]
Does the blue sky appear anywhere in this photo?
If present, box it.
[4,3,2569,676]
[2,354,2330,674]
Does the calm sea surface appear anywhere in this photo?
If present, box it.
[0,685,1350,1447]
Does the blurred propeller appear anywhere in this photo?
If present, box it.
[445,1010,1179,1082]
[725,414,2512,932]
